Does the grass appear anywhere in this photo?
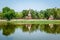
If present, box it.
[10,19,60,24]
[0,19,60,24]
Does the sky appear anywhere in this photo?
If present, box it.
[0,0,60,12]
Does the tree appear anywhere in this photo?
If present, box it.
[30,9,37,19]
[2,7,10,13]
[38,10,45,19]
[39,13,44,19]
[2,7,15,20]
[15,12,23,19]
[0,12,3,19]
[22,10,29,18]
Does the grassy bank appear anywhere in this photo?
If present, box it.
[0,19,60,24]
[10,19,60,24]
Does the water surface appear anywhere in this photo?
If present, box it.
[0,23,60,40]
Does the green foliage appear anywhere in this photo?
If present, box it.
[39,13,44,19]
[38,10,45,19]
[39,8,60,19]
[2,7,15,20]
[30,9,38,19]
[0,12,3,19]
[22,10,29,18]
[15,12,23,19]
[2,7,10,13]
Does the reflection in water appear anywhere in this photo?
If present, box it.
[22,24,39,32]
[49,24,53,28]
[39,24,60,34]
[25,24,32,31]
[0,22,16,36]
[0,23,60,36]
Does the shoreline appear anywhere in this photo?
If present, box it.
[0,19,60,24]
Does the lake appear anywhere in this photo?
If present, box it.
[0,23,60,40]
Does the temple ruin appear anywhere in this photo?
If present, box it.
[25,9,32,19]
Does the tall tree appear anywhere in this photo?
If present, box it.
[2,7,15,20]
[22,10,29,18]
[2,7,10,13]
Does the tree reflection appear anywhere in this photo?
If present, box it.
[0,23,60,36]
[39,24,60,34]
[18,24,60,34]
[22,24,39,32]
[1,22,16,36]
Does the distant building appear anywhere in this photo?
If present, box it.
[48,15,54,20]
[25,9,32,19]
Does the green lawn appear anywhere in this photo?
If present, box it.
[10,19,60,24]
[0,19,60,24]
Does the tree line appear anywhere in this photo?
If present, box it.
[0,7,60,20]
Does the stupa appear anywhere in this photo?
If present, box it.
[48,15,54,20]
[25,9,32,19]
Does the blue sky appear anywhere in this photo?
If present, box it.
[0,0,60,12]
